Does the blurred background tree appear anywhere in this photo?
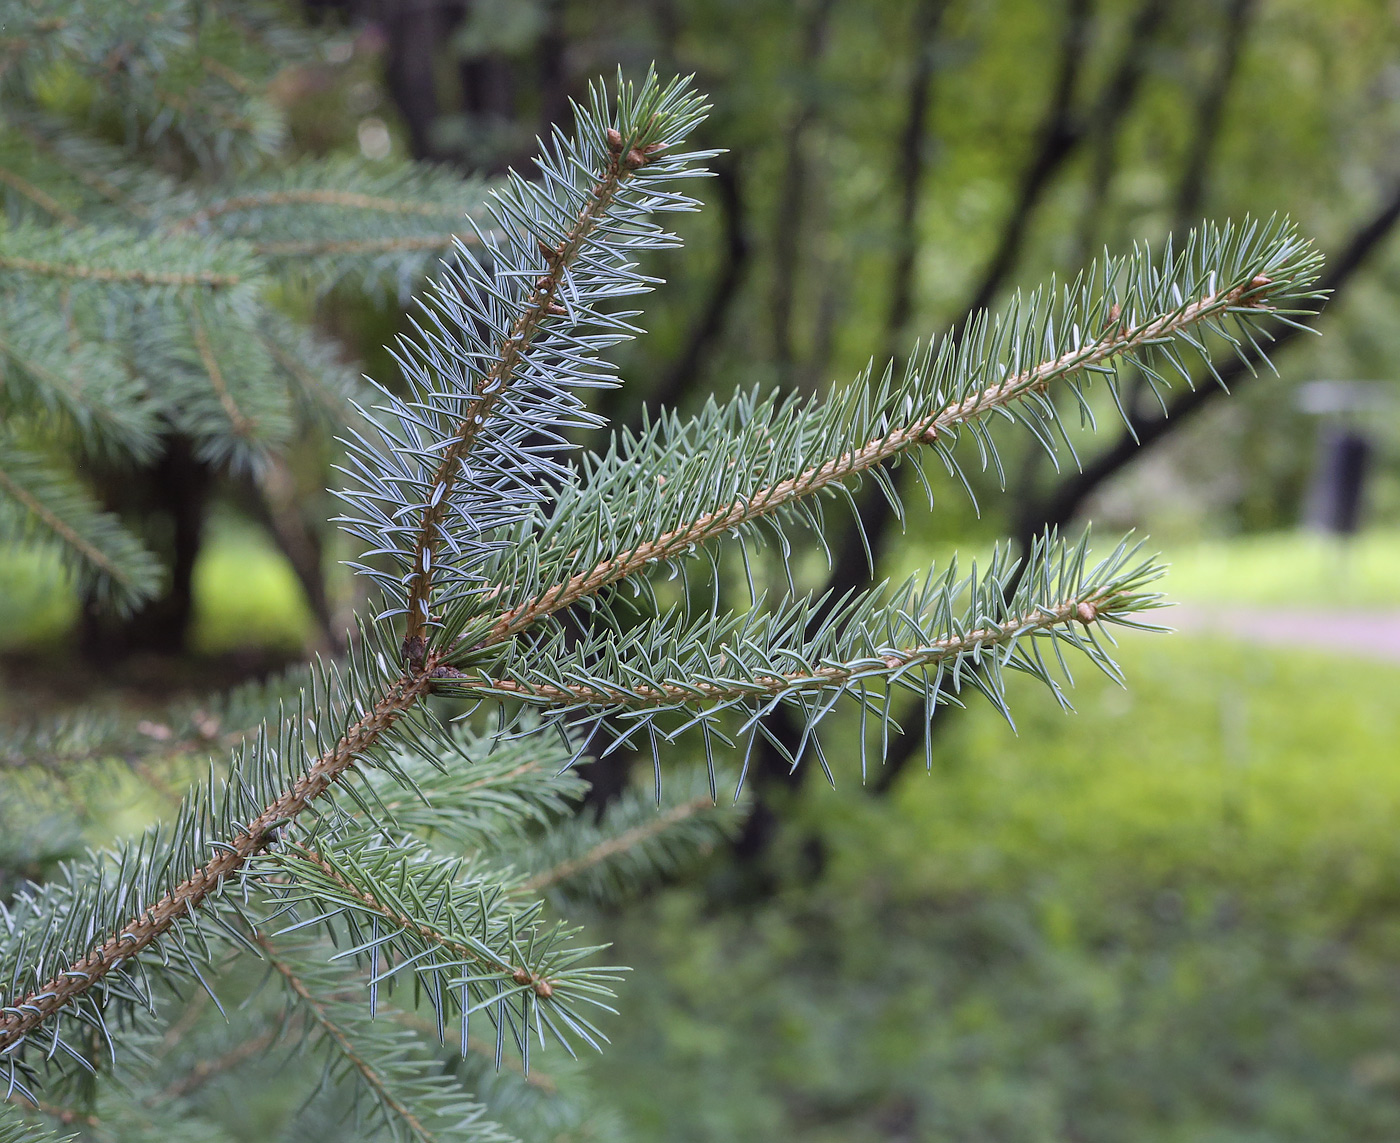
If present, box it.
[0,0,500,664]
[5,0,1400,1139]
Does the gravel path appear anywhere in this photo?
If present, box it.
[1170,605,1400,663]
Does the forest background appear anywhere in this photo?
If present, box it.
[3,0,1400,1139]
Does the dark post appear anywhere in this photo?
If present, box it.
[1304,427,1372,535]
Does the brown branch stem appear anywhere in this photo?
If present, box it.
[0,164,79,225]
[158,1025,283,1101]
[0,461,135,586]
[0,254,240,288]
[6,120,150,218]
[251,234,476,258]
[189,303,257,441]
[4,1093,101,1129]
[169,189,469,232]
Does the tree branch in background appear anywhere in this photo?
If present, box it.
[1173,0,1256,233]
[956,0,1095,324]
[741,0,946,857]
[751,0,1176,820]
[769,0,837,383]
[818,0,1135,614]
[885,0,947,359]
[247,459,339,652]
[642,156,750,419]
[379,0,447,161]
[1015,178,1400,552]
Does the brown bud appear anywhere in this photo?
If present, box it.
[1238,275,1274,308]
[401,634,426,669]
[535,275,552,291]
[642,141,668,155]
[546,302,567,316]
[624,147,648,169]
[537,237,558,260]
[534,979,554,999]
[605,127,623,153]
[1075,601,1098,626]
[512,968,532,986]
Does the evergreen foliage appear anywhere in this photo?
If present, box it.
[0,0,487,613]
[0,11,1325,1136]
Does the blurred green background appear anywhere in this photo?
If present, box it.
[5,0,1400,1138]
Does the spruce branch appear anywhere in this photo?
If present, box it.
[471,590,1133,711]
[154,1024,280,1101]
[186,302,259,445]
[0,308,161,461]
[249,234,473,258]
[519,782,732,900]
[0,165,78,226]
[0,1103,75,1142]
[0,64,1329,1129]
[360,730,585,853]
[472,217,1319,647]
[169,188,477,231]
[0,225,256,302]
[0,114,163,218]
[264,947,436,1143]
[396,77,708,658]
[0,254,241,288]
[270,845,567,1002]
[441,532,1165,788]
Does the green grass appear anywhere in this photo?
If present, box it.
[1156,529,1400,608]
[188,518,314,654]
[861,631,1400,896]
[0,545,78,648]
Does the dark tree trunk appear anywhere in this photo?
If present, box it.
[79,438,212,661]
[379,1,452,160]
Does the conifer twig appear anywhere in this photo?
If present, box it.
[189,303,258,442]
[484,275,1277,643]
[286,848,557,998]
[479,593,1118,709]
[0,671,433,1054]
[0,77,704,1061]
[157,1025,282,1100]
[0,166,78,226]
[399,131,666,657]
[169,189,472,231]
[0,461,132,585]
[251,234,476,258]
[0,255,240,288]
